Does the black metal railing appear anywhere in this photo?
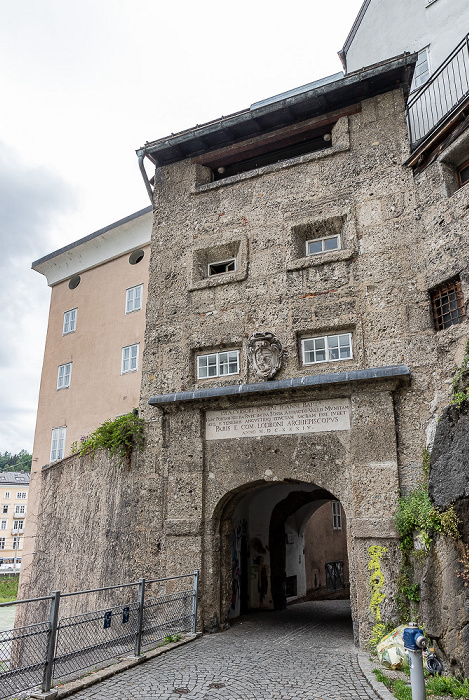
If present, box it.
[0,571,199,700]
[407,35,469,148]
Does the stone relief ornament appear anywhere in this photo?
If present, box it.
[247,332,284,380]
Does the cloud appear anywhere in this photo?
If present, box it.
[0,140,76,453]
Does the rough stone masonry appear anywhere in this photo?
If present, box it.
[26,55,469,666]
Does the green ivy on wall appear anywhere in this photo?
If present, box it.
[70,412,145,469]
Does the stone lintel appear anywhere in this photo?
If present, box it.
[148,364,410,407]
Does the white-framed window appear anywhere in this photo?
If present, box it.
[50,427,66,462]
[208,259,236,276]
[2,506,8,515]
[410,47,430,92]
[57,362,72,390]
[332,501,342,530]
[125,284,143,314]
[16,492,27,500]
[197,350,240,379]
[0,539,5,550]
[0,521,6,531]
[12,537,22,550]
[4,492,9,500]
[121,344,139,374]
[63,308,77,335]
[15,505,25,515]
[306,235,340,256]
[13,520,24,530]
[302,333,352,365]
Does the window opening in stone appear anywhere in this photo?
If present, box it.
[457,158,469,188]
[430,278,465,330]
[197,350,239,379]
[212,136,332,181]
[68,275,81,290]
[208,259,236,276]
[306,235,340,256]
[302,333,352,365]
[129,249,145,265]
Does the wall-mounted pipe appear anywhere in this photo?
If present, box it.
[137,149,154,204]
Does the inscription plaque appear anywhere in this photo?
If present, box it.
[205,399,350,441]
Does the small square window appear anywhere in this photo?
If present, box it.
[302,333,352,365]
[430,279,465,331]
[63,308,77,335]
[197,350,240,379]
[126,284,143,314]
[122,344,139,374]
[2,506,8,515]
[208,259,236,276]
[50,427,66,462]
[57,362,72,390]
[15,505,25,514]
[16,492,27,500]
[457,159,469,189]
[306,235,340,256]
[332,501,342,530]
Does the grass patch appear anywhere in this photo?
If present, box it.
[374,668,469,699]
[157,633,182,647]
[0,575,19,603]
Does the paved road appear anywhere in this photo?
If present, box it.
[70,600,381,700]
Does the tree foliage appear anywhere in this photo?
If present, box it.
[0,450,31,473]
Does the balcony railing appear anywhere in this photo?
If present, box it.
[407,35,469,149]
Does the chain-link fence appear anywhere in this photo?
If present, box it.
[0,571,198,699]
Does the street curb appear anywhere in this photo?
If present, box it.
[30,633,201,700]
[357,651,397,700]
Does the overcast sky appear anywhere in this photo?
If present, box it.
[0,0,363,455]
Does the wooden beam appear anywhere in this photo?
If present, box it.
[192,104,361,168]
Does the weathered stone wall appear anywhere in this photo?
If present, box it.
[18,445,163,623]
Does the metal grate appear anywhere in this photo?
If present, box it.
[0,621,49,700]
[325,561,344,592]
[141,590,194,651]
[431,280,465,331]
[53,601,139,680]
[407,35,469,148]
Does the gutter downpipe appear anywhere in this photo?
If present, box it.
[137,149,154,204]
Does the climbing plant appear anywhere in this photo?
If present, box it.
[70,412,144,469]
[451,339,469,407]
[368,545,388,650]
[393,450,460,621]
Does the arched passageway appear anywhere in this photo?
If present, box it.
[217,480,350,620]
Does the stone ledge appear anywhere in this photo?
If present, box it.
[29,634,200,700]
[149,364,411,406]
[286,248,356,271]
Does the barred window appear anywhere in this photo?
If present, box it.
[430,279,465,331]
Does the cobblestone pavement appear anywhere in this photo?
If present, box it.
[70,600,381,700]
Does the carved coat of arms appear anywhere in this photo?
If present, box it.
[247,332,284,380]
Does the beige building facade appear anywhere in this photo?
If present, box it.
[0,473,29,567]
[20,207,151,595]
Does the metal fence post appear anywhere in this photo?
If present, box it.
[42,590,61,693]
[134,578,146,657]
[191,570,199,634]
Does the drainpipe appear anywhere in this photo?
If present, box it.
[137,149,154,204]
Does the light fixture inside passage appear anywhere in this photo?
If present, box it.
[68,275,81,290]
[129,249,145,265]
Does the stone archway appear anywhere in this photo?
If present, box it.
[214,480,350,623]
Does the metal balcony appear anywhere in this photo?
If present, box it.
[407,35,469,149]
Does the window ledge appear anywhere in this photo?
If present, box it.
[188,270,248,291]
[192,144,350,194]
[287,248,355,271]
